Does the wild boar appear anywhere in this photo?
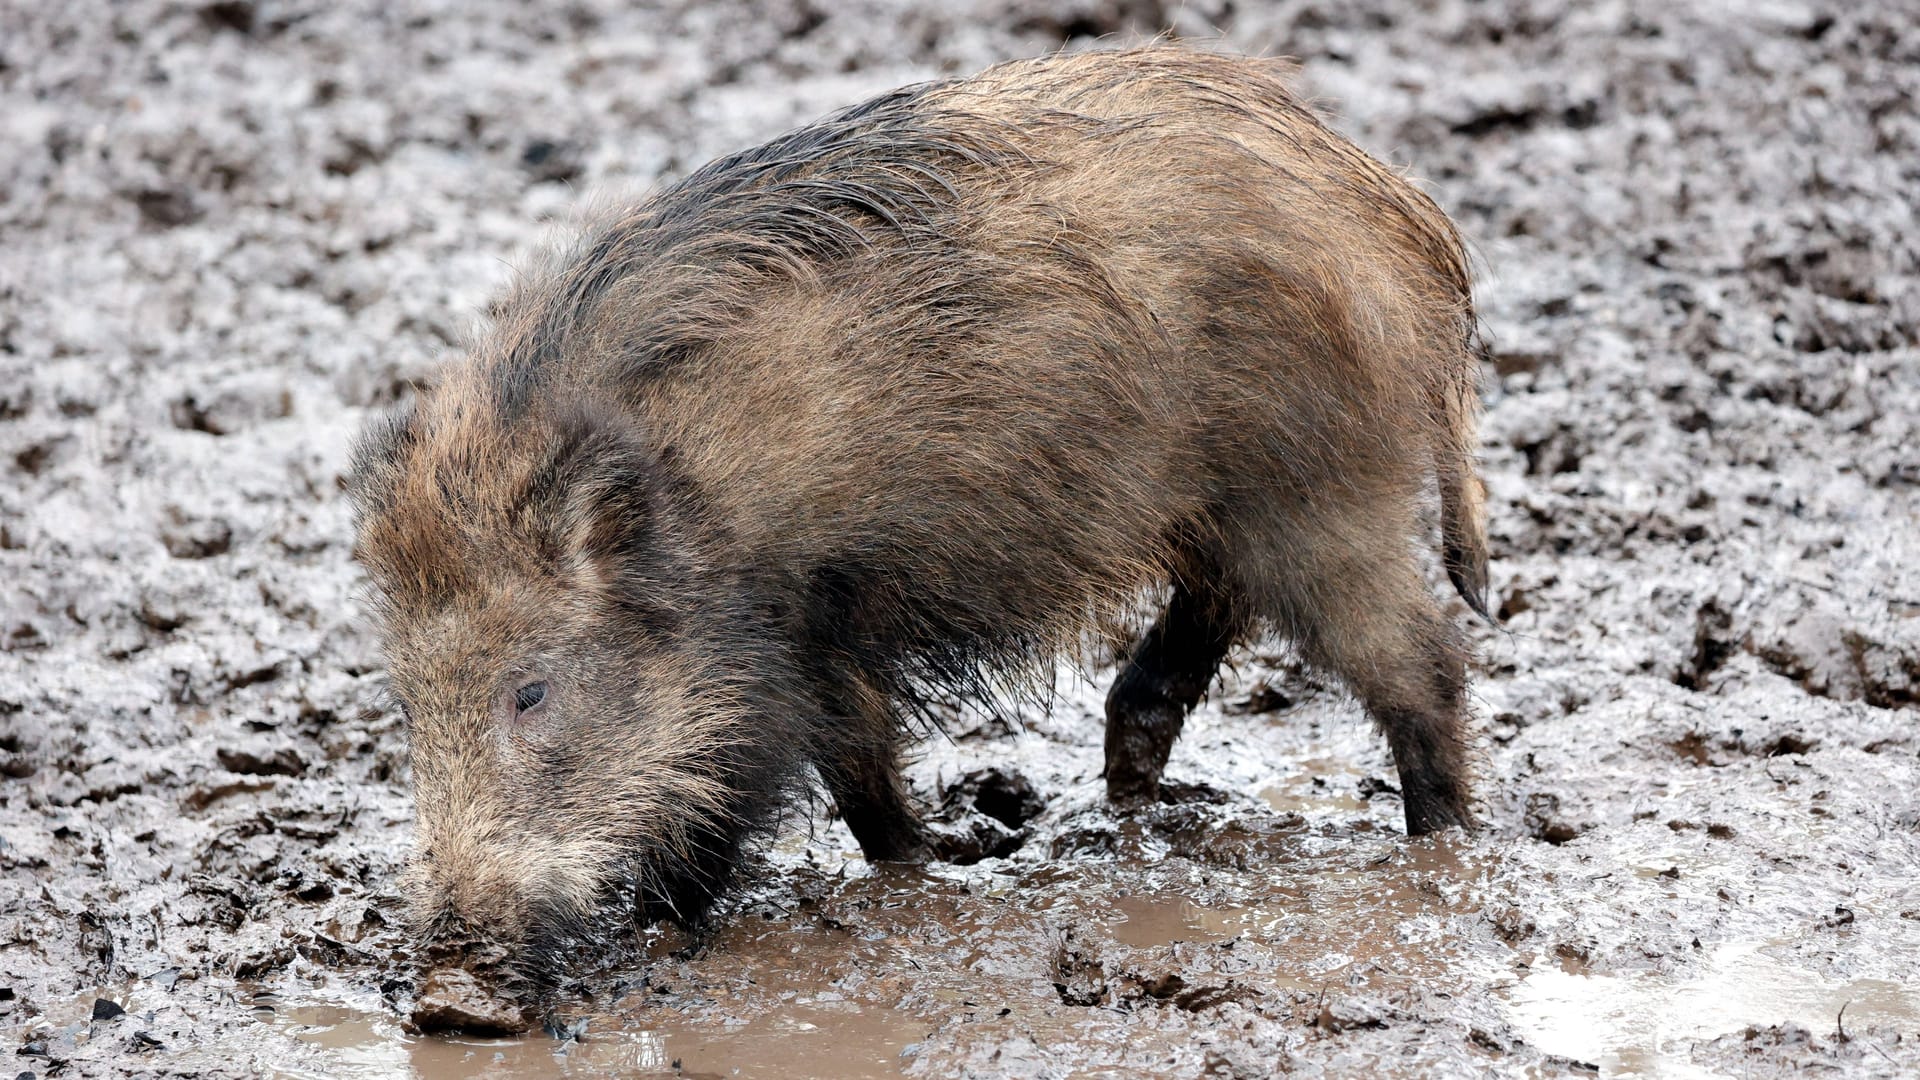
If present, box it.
[348,45,1490,1023]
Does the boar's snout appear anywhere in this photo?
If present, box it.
[407,965,535,1036]
[403,920,558,1036]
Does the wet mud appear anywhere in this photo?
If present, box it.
[3,0,1917,1076]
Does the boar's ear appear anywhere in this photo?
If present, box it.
[346,402,419,523]
[534,407,660,577]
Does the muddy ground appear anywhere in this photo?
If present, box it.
[3,0,1918,1076]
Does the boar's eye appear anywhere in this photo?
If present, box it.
[514,681,548,714]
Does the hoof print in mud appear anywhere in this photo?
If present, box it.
[930,767,1048,864]
[405,966,533,1037]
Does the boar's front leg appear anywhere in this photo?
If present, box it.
[1104,570,1240,804]
[813,674,930,863]
[821,740,928,862]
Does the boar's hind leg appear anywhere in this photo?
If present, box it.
[1277,518,1476,835]
[1104,570,1240,804]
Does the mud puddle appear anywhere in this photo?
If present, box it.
[261,999,916,1079]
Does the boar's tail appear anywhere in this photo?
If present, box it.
[1437,349,1493,623]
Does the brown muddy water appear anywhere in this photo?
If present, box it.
[4,0,1919,1077]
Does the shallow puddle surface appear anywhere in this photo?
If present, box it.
[267,998,917,1079]
[1500,940,1920,1079]
[1105,893,1249,948]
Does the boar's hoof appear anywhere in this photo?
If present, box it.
[1403,793,1477,836]
[1104,779,1162,809]
[406,966,534,1036]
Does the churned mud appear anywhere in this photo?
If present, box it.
[3,0,1917,1076]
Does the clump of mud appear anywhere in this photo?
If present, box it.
[3,0,1917,1076]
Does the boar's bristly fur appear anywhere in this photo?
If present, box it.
[348,45,1492,1002]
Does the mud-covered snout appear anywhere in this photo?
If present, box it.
[408,959,537,1036]
[403,903,593,1036]
[401,830,654,1034]
[398,861,605,1034]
